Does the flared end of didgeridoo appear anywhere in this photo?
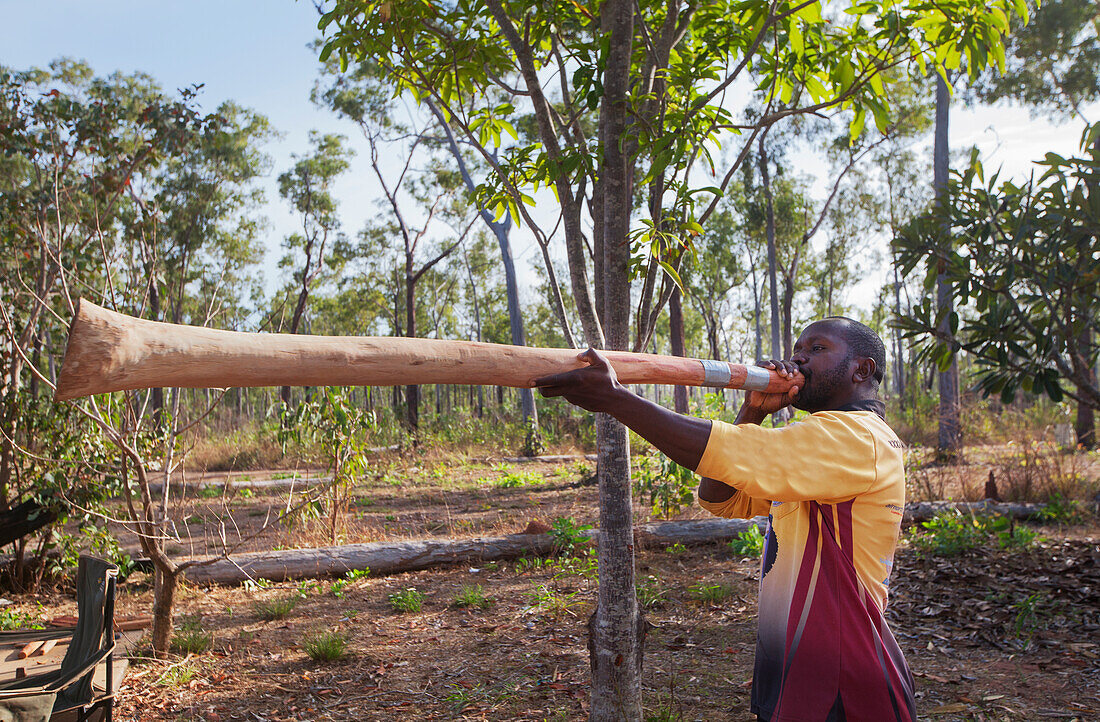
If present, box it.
[54,299,122,401]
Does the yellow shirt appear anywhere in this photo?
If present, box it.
[695,405,913,722]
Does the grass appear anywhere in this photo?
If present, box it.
[452,584,493,609]
[155,656,211,688]
[493,470,542,488]
[251,595,298,621]
[301,629,348,662]
[688,583,732,605]
[388,587,425,613]
[170,615,213,655]
[526,583,585,615]
[636,575,667,610]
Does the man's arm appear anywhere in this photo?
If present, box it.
[535,349,712,470]
[698,359,801,503]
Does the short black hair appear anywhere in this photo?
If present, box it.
[825,316,886,385]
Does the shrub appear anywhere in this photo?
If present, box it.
[728,525,766,557]
[549,516,592,556]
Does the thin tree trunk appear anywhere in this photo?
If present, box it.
[1075,329,1096,449]
[405,264,419,432]
[759,137,789,425]
[934,74,961,457]
[151,566,179,656]
[590,1,644,717]
[669,288,689,414]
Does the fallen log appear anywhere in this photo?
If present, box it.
[903,500,1044,523]
[183,517,768,585]
[180,500,1048,586]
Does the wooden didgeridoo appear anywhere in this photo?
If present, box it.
[54,299,803,401]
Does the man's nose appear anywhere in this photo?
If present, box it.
[790,351,808,365]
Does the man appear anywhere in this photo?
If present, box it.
[535,317,915,722]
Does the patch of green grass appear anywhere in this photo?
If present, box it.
[526,583,584,615]
[908,512,988,557]
[170,615,213,654]
[513,556,552,574]
[551,553,598,581]
[271,471,300,480]
[494,470,541,488]
[388,587,425,613]
[196,485,221,499]
[301,629,348,662]
[251,596,298,621]
[452,584,493,609]
[728,525,766,556]
[664,542,688,555]
[636,575,667,610]
[155,656,211,688]
[1038,494,1091,525]
[688,583,732,605]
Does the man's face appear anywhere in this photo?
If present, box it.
[788,321,855,412]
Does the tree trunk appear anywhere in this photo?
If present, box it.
[750,263,763,363]
[759,137,789,425]
[669,288,689,414]
[151,565,179,656]
[429,101,539,429]
[1075,329,1096,449]
[892,263,907,410]
[590,1,644,717]
[405,267,419,432]
[934,74,962,458]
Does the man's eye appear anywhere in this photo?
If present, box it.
[812,346,824,351]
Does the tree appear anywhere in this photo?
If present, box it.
[0,61,295,655]
[275,131,353,408]
[894,124,1100,448]
[932,73,963,458]
[319,0,1024,715]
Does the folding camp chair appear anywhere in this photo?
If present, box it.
[0,556,119,722]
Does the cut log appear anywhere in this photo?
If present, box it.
[180,501,1048,586]
[18,641,42,659]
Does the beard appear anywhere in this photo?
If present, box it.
[792,357,850,412]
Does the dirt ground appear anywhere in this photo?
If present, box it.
[7,451,1100,721]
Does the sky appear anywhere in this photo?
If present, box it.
[3,1,1096,335]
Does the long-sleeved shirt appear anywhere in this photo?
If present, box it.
[696,400,915,722]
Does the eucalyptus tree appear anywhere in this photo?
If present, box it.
[317,0,1025,715]
[0,60,280,653]
[275,131,354,408]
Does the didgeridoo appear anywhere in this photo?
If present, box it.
[53,299,803,401]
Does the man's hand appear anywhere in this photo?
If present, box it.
[534,348,626,413]
[736,359,800,424]
[536,347,712,470]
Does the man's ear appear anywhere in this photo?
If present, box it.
[852,357,876,385]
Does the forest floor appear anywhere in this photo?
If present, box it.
[6,447,1100,721]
